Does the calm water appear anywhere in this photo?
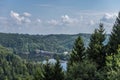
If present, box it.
[61,61,67,71]
[43,59,67,71]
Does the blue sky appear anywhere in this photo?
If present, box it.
[0,0,119,34]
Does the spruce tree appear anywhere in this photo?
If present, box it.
[87,23,106,69]
[106,45,120,79]
[34,67,44,80]
[53,58,64,80]
[108,12,120,55]
[69,36,85,65]
[42,60,54,80]
[66,60,98,80]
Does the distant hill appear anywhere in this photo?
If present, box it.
[0,33,91,53]
[0,32,109,61]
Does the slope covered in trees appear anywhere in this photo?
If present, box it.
[0,33,92,61]
[0,45,40,80]
[0,33,91,54]
[0,45,65,80]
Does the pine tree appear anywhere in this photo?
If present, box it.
[108,12,120,55]
[42,60,54,80]
[34,67,44,80]
[69,36,85,65]
[106,45,120,79]
[53,58,64,80]
[87,23,106,69]
[66,60,98,80]
[42,58,65,80]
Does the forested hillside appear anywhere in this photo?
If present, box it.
[0,33,91,54]
[0,33,110,61]
[0,45,43,80]
[0,45,65,80]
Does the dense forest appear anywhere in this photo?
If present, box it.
[0,12,120,80]
[0,32,92,61]
[0,45,64,80]
[0,33,91,54]
[0,31,110,61]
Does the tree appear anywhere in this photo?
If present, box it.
[42,60,54,80]
[53,58,64,80]
[41,58,65,80]
[87,23,106,69]
[66,60,99,80]
[108,12,120,55]
[105,45,120,79]
[34,68,44,80]
[69,36,85,65]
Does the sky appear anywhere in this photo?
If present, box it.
[0,0,120,34]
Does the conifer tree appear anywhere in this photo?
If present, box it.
[34,67,44,80]
[87,23,106,69]
[42,60,54,80]
[108,12,120,55]
[66,60,98,80]
[53,58,64,80]
[106,45,120,79]
[69,36,85,65]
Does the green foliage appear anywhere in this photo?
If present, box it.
[105,45,120,79]
[87,23,106,69]
[53,58,65,80]
[0,33,91,61]
[102,12,120,80]
[108,12,120,54]
[34,67,44,80]
[66,60,98,80]
[42,60,54,80]
[0,33,85,53]
[0,45,44,80]
[40,58,65,80]
[69,36,85,65]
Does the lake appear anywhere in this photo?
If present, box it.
[43,59,67,71]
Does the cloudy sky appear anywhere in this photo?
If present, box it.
[0,0,120,34]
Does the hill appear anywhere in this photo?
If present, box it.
[0,33,91,53]
[0,45,42,80]
[0,32,109,61]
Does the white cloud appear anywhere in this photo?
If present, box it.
[61,15,78,24]
[1,10,117,34]
[100,13,116,23]
[10,11,24,23]
[23,12,31,17]
[10,11,31,24]
[99,13,117,33]
[46,15,79,26]
[47,19,59,26]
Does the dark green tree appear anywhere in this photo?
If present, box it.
[69,36,85,65]
[53,58,64,80]
[42,58,65,80]
[87,23,106,69]
[66,60,99,80]
[42,60,54,80]
[0,45,35,80]
[34,68,44,80]
[108,12,120,55]
[105,45,120,79]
